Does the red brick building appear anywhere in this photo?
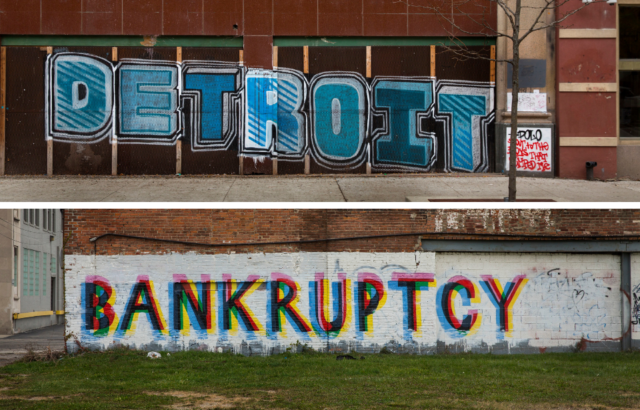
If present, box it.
[62,209,640,354]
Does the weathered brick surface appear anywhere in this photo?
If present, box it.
[64,209,640,256]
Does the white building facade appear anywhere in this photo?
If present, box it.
[0,209,64,335]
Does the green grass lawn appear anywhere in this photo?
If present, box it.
[1,349,640,409]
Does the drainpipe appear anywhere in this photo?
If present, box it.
[621,253,632,351]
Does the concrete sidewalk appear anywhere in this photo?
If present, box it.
[2,175,640,202]
[0,324,64,367]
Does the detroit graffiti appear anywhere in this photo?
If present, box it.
[46,52,494,172]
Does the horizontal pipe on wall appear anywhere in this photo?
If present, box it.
[13,311,54,320]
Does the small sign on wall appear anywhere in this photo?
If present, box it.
[507,92,547,113]
[505,127,553,173]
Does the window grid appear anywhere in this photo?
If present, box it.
[34,251,39,296]
[35,210,39,228]
[42,253,47,296]
[28,250,33,296]
[22,248,27,296]
[13,247,18,288]
[619,6,640,139]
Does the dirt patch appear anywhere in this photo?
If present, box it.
[0,392,80,401]
[476,401,640,410]
[146,390,251,409]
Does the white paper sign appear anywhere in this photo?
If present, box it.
[505,127,552,172]
[507,93,547,112]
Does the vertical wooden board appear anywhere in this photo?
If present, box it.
[47,47,53,175]
[47,139,53,176]
[430,45,436,77]
[366,46,371,78]
[176,140,182,174]
[490,45,496,83]
[273,46,278,69]
[176,47,182,175]
[0,47,5,176]
[435,46,491,81]
[112,141,118,176]
[112,46,118,175]
[239,50,244,65]
[303,45,309,73]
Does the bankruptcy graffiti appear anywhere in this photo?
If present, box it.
[65,252,620,354]
[46,53,495,172]
[505,127,552,173]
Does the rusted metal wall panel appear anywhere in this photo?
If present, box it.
[436,46,491,82]
[436,46,494,172]
[275,47,306,175]
[116,47,177,175]
[308,46,368,174]
[4,47,46,175]
[3,44,495,176]
[370,46,435,174]
[371,46,431,77]
[52,46,112,175]
[181,47,242,175]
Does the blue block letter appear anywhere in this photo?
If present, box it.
[373,80,434,168]
[118,64,179,137]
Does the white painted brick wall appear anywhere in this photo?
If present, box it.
[437,252,621,349]
[65,251,621,354]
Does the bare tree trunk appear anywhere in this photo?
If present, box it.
[508,0,521,202]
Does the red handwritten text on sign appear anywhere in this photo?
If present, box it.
[506,128,552,172]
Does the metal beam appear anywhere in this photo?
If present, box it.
[273,37,496,47]
[621,253,632,352]
[422,240,640,253]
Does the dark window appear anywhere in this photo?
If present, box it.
[620,7,640,59]
[620,72,640,137]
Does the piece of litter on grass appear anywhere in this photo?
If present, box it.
[147,351,161,359]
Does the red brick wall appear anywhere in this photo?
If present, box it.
[0,0,496,37]
[64,209,640,256]
[556,0,618,179]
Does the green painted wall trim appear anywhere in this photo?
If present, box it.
[1,36,243,47]
[1,35,494,48]
[274,37,496,47]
